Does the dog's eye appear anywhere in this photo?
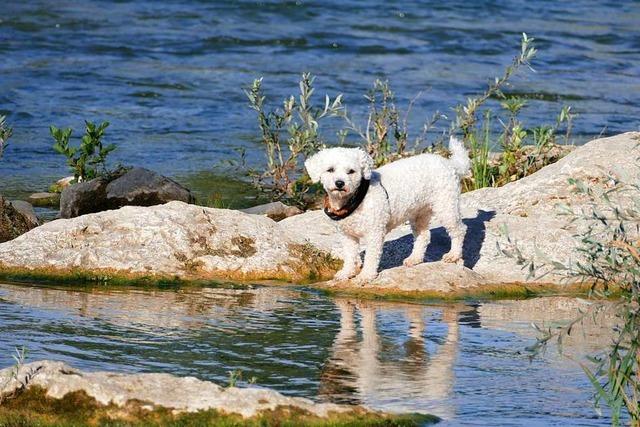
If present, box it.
[347,169,356,174]
[327,167,335,173]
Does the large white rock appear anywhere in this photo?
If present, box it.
[0,360,355,418]
[0,132,636,293]
[0,201,335,281]
[283,132,640,293]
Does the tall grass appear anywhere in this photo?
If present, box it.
[245,33,576,207]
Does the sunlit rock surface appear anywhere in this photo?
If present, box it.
[283,132,640,292]
[0,360,357,418]
[0,201,335,281]
[0,132,637,291]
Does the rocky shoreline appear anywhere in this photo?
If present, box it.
[0,132,638,299]
[0,360,434,426]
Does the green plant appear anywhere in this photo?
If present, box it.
[227,369,243,388]
[245,73,344,206]
[0,346,39,405]
[245,33,575,207]
[499,171,640,425]
[51,120,116,182]
[0,115,12,159]
[454,33,537,138]
[340,79,446,167]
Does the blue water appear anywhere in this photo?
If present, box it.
[0,283,614,425]
[1,0,639,195]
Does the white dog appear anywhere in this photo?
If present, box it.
[305,137,471,282]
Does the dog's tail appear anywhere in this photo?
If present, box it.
[448,136,471,177]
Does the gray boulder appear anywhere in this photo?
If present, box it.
[8,200,39,226]
[59,176,110,218]
[60,167,195,218]
[105,167,195,207]
[0,196,38,243]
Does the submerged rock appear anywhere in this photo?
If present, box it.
[60,167,195,218]
[0,360,431,424]
[0,196,38,243]
[0,201,338,282]
[48,176,75,193]
[241,201,303,221]
[27,192,60,208]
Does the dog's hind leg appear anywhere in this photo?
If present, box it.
[441,213,465,264]
[403,211,432,267]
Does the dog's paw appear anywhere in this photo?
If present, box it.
[334,269,357,281]
[442,252,462,263]
[354,270,378,283]
[403,257,423,267]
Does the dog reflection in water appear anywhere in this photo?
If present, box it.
[319,300,461,419]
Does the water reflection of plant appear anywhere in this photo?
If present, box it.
[245,33,575,207]
[500,168,640,425]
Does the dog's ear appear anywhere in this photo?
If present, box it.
[304,151,324,183]
[357,149,374,180]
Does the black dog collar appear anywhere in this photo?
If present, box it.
[323,178,370,221]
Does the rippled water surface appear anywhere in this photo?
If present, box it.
[0,282,614,425]
[1,1,639,197]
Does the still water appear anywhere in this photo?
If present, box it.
[0,282,613,425]
[1,1,640,197]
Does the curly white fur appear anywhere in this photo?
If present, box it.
[305,137,471,283]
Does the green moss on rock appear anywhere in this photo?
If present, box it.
[0,386,438,427]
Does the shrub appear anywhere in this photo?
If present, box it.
[500,169,640,424]
[246,33,575,207]
[51,120,116,182]
[244,73,344,206]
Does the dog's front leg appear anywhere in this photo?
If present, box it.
[354,233,384,283]
[334,235,361,280]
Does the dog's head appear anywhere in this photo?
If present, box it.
[305,147,373,199]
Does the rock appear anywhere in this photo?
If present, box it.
[27,192,60,208]
[0,133,636,295]
[0,201,339,282]
[59,167,195,219]
[0,360,396,420]
[59,175,110,218]
[0,196,39,243]
[105,167,195,207]
[282,132,640,294]
[241,201,303,221]
[8,200,38,226]
[48,176,75,193]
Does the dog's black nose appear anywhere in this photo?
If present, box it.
[335,180,345,189]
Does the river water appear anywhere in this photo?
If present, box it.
[1,1,639,198]
[0,282,614,425]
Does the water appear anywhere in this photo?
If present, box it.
[0,282,614,425]
[1,1,639,197]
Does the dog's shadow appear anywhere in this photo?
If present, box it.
[378,209,496,271]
